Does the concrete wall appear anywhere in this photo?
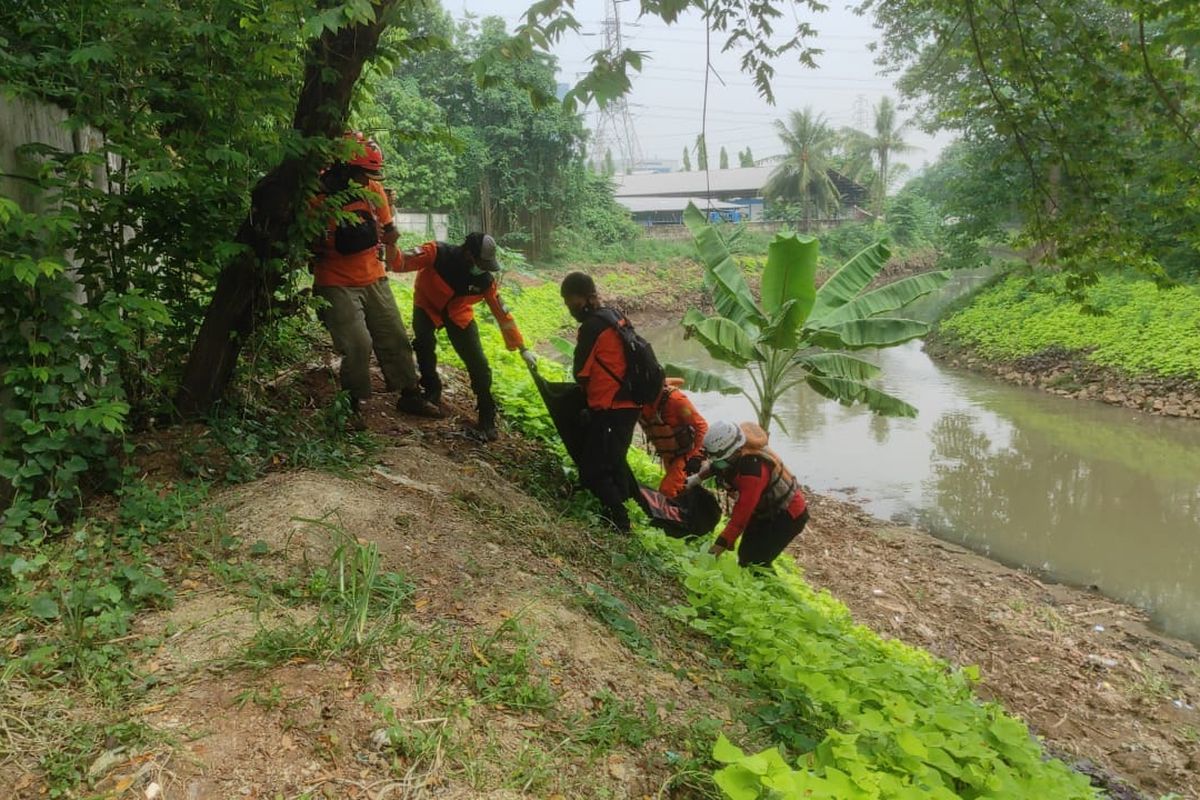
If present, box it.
[0,92,107,213]
[1,91,106,499]
[393,210,449,241]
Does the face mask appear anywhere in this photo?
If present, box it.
[570,305,591,322]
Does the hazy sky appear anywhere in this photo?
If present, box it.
[448,0,956,172]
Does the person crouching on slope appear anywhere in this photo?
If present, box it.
[310,132,441,426]
[695,420,809,566]
[560,271,640,532]
[639,377,708,498]
[391,233,533,442]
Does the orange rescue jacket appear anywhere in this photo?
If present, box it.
[392,241,524,351]
[311,179,391,288]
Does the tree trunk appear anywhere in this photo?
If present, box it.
[175,3,397,417]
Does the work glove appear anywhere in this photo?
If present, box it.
[684,473,703,491]
[521,349,537,369]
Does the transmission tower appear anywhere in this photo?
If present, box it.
[591,0,643,173]
[852,94,870,131]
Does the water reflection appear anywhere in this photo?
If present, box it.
[648,320,1200,642]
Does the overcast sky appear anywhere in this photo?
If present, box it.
[447,0,956,173]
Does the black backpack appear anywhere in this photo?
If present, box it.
[593,308,665,405]
[332,199,380,255]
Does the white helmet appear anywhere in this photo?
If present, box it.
[704,420,745,463]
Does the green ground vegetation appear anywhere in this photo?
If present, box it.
[939,271,1200,380]
[482,283,1100,799]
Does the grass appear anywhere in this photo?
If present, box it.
[227,515,414,671]
[467,617,558,712]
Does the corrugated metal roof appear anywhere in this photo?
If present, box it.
[617,195,748,213]
[614,167,775,197]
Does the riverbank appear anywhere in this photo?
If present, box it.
[797,494,1199,799]
[5,350,1195,799]
[930,271,1200,419]
[4,270,1197,799]
[577,259,1200,796]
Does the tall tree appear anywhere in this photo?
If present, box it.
[842,96,915,214]
[763,108,842,230]
[177,3,398,415]
[695,133,708,170]
[604,148,616,176]
[861,0,1200,278]
[682,146,692,172]
[719,146,729,169]
[740,147,756,167]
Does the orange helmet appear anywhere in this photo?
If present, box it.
[343,131,383,178]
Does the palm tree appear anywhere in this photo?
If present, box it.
[763,108,841,231]
[844,97,916,215]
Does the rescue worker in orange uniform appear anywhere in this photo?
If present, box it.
[639,378,708,498]
[694,420,809,566]
[391,233,531,441]
[310,133,441,425]
[560,271,640,531]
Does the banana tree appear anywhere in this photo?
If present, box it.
[667,203,950,432]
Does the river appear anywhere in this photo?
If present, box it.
[644,272,1200,643]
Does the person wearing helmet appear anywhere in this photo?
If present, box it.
[310,133,441,426]
[697,420,809,566]
[390,232,531,441]
[559,271,640,531]
[638,377,708,498]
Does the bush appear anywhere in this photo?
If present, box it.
[1,200,168,543]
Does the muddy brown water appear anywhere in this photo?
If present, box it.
[645,273,1200,644]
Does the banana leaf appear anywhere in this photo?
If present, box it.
[664,362,745,395]
[813,270,951,326]
[807,317,929,350]
[683,203,763,328]
[760,232,819,346]
[681,311,760,366]
[804,374,918,417]
[809,240,891,320]
[796,352,882,381]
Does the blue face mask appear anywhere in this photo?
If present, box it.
[711,458,730,470]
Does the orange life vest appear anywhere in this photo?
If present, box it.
[725,422,800,518]
[640,385,696,459]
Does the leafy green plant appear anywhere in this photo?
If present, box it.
[0,199,167,544]
[580,582,656,661]
[0,480,203,699]
[669,203,949,430]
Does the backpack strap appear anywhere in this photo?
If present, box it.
[587,308,629,395]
